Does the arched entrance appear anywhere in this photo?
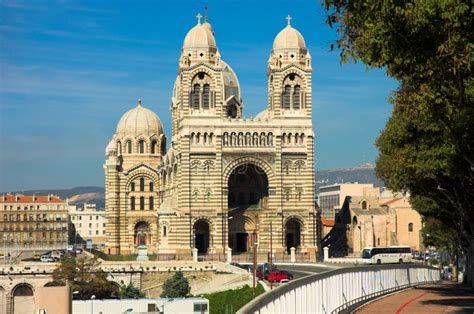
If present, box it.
[285,218,302,253]
[134,221,150,247]
[194,220,210,254]
[13,284,34,314]
[227,163,268,253]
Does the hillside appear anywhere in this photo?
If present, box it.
[316,163,383,192]
[2,186,105,209]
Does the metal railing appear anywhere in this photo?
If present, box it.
[238,264,440,314]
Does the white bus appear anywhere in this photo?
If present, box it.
[361,246,412,264]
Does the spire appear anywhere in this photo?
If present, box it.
[196,13,202,24]
[286,14,292,26]
[137,99,142,107]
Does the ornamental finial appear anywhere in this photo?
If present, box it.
[196,13,202,24]
[286,15,292,26]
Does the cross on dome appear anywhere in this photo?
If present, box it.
[196,13,202,24]
[286,14,292,26]
[138,99,142,107]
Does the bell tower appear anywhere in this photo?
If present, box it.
[267,16,312,118]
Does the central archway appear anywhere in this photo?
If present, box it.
[194,220,210,254]
[227,163,268,253]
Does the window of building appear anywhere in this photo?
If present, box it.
[139,140,145,154]
[89,223,92,228]
[140,177,145,191]
[79,216,82,220]
[202,84,210,109]
[103,223,106,227]
[149,196,154,210]
[293,85,301,109]
[149,182,154,192]
[163,226,167,237]
[140,197,145,210]
[361,201,367,210]
[96,216,98,220]
[96,230,99,235]
[151,140,157,154]
[131,197,136,210]
[127,140,132,154]
[192,84,200,109]
[283,85,291,110]
[408,223,413,232]
[131,182,135,191]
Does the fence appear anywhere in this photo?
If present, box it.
[238,264,440,314]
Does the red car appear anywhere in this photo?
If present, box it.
[265,271,289,283]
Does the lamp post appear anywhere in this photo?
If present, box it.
[90,295,96,314]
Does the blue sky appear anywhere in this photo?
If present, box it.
[0,0,397,191]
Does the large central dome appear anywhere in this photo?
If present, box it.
[116,100,164,137]
[182,18,216,49]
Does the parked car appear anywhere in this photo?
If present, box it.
[40,255,54,262]
[278,270,294,280]
[265,271,289,283]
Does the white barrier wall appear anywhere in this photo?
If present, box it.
[238,265,440,314]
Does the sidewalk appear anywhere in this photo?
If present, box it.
[356,281,474,313]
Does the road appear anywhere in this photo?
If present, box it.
[275,264,337,280]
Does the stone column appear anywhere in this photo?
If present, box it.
[323,247,329,262]
[227,247,232,264]
[290,247,296,263]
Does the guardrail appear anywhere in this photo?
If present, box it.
[238,264,440,314]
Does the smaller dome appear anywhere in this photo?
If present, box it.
[273,20,306,51]
[183,20,216,49]
[116,100,164,137]
[203,16,213,34]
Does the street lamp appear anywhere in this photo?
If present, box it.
[90,295,96,314]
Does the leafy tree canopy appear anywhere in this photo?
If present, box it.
[324,0,473,285]
[118,283,145,299]
[160,271,191,298]
[52,255,118,299]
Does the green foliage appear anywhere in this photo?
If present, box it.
[160,271,191,298]
[324,0,473,283]
[52,255,118,300]
[200,284,265,314]
[118,283,145,299]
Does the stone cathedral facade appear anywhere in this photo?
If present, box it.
[104,15,317,258]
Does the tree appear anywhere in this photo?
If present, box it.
[160,271,191,298]
[52,255,118,299]
[323,0,473,286]
[118,283,145,299]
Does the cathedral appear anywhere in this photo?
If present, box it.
[104,14,317,259]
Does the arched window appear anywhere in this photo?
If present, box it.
[149,197,154,210]
[130,197,135,210]
[127,140,132,154]
[139,140,145,154]
[361,201,367,210]
[192,84,200,110]
[131,182,135,192]
[140,178,145,191]
[117,141,122,155]
[202,84,210,109]
[283,85,291,110]
[408,223,413,232]
[293,85,301,109]
[140,197,145,210]
[151,140,157,154]
[163,226,167,237]
[149,182,154,192]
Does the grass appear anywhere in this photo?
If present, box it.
[199,284,265,314]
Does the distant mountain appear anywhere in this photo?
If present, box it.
[1,186,105,209]
[316,163,384,192]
